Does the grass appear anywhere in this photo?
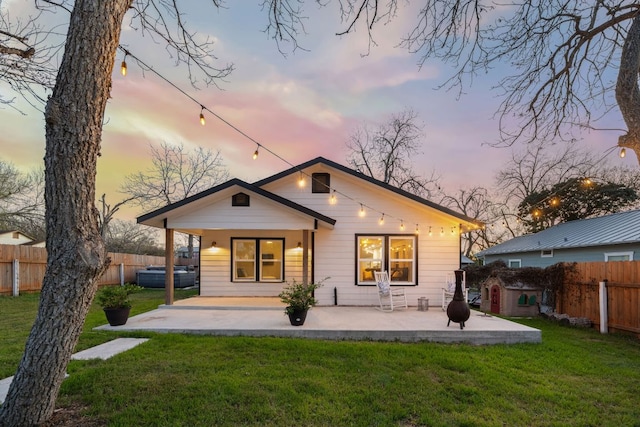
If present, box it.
[2,291,640,426]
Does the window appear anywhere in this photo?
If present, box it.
[508,259,521,268]
[541,249,553,258]
[604,251,633,262]
[232,192,250,206]
[312,173,330,193]
[232,238,284,282]
[356,235,416,285]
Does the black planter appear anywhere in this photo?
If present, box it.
[104,307,131,326]
[287,308,308,326]
[446,270,471,329]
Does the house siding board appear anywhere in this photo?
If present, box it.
[199,229,306,297]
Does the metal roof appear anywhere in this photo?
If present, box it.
[477,209,640,257]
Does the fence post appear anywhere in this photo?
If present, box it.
[12,259,19,296]
[119,263,125,286]
[599,280,608,334]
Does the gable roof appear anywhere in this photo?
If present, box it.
[477,209,640,257]
[254,157,482,228]
[137,178,337,229]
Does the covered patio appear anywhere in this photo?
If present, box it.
[95,297,541,345]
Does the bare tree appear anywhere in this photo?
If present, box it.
[122,141,229,210]
[346,108,441,198]
[493,141,640,238]
[104,219,164,255]
[121,141,229,258]
[0,4,59,106]
[335,1,640,163]
[495,142,602,210]
[440,186,505,258]
[0,160,45,238]
[97,193,136,238]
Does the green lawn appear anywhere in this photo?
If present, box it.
[1,290,639,426]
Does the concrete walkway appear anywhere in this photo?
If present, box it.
[95,298,541,345]
[0,338,148,404]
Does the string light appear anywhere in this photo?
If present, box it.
[120,53,128,76]
[199,106,206,126]
[620,148,626,158]
[112,46,487,236]
[440,227,444,236]
[329,190,337,205]
[428,226,432,236]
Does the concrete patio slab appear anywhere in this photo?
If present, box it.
[95,300,541,345]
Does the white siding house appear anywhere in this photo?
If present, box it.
[0,230,35,245]
[137,157,482,307]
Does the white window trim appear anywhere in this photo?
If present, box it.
[541,249,554,258]
[604,251,633,262]
[508,259,522,268]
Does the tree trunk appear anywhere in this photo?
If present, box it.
[616,14,640,164]
[0,1,132,425]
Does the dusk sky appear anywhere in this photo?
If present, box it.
[1,2,636,221]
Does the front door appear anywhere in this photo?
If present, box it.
[490,285,500,314]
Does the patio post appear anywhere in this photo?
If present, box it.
[165,228,174,305]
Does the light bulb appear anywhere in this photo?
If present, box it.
[359,205,366,218]
[379,214,385,225]
[620,148,626,158]
[253,148,259,160]
[297,174,305,188]
[199,112,205,126]
[415,224,419,235]
[329,190,337,205]
[120,60,127,76]
[400,221,405,231]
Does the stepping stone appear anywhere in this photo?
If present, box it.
[0,338,149,403]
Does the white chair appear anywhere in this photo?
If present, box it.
[442,272,468,311]
[375,271,408,312]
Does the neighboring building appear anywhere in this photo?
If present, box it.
[0,230,35,246]
[138,157,482,307]
[476,209,640,268]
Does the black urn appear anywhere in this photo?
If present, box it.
[446,269,470,329]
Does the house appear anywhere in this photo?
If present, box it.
[476,209,640,268]
[0,230,35,246]
[137,157,482,306]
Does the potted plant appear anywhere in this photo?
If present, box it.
[96,284,143,326]
[278,278,326,326]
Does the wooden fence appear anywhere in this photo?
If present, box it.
[558,261,640,335]
[0,244,170,295]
